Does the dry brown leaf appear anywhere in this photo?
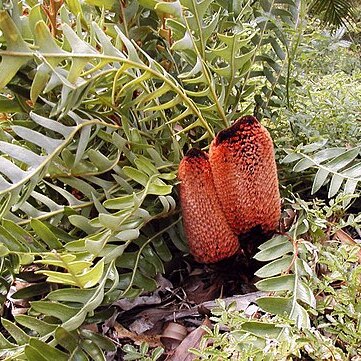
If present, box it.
[334,229,356,245]
[82,323,98,333]
[114,322,162,348]
[8,281,31,317]
[169,318,212,361]
[161,322,188,350]
[184,276,220,304]
[156,274,173,290]
[334,229,361,263]
[162,322,188,341]
[114,293,162,311]
[133,291,266,327]
[128,317,156,335]
[280,208,296,232]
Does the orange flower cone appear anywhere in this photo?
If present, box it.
[209,115,281,237]
[178,148,239,263]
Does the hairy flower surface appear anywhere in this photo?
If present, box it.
[209,115,281,236]
[178,148,239,263]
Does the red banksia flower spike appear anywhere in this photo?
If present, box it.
[209,115,281,237]
[178,148,239,264]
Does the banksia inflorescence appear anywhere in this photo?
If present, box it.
[209,115,281,237]
[178,148,239,264]
[178,116,281,264]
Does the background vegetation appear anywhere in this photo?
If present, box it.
[0,0,360,360]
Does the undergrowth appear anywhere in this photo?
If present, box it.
[186,19,361,361]
[0,0,360,360]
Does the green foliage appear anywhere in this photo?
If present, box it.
[283,141,361,205]
[122,342,164,360]
[191,300,346,360]
[0,0,360,359]
[275,23,361,201]
[253,198,318,330]
[191,24,361,357]
[309,0,357,27]
[314,243,361,357]
[0,0,305,359]
[1,321,116,361]
[193,196,361,360]
[280,25,361,147]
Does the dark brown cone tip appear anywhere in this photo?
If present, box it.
[209,115,280,237]
[178,115,280,264]
[215,115,259,145]
[184,148,208,159]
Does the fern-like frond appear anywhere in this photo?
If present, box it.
[283,141,361,206]
[254,209,317,329]
[310,0,356,27]
[0,11,214,138]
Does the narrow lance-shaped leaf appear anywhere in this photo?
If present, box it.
[0,11,32,89]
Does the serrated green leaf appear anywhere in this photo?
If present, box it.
[77,260,104,288]
[87,149,115,171]
[39,271,83,287]
[98,213,124,230]
[134,156,158,176]
[70,214,99,234]
[148,182,172,195]
[172,31,193,51]
[0,11,32,90]
[35,254,87,269]
[115,229,140,241]
[104,194,138,210]
[155,1,183,18]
